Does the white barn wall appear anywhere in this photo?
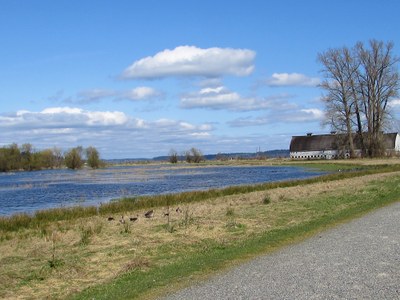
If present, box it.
[290,150,339,160]
[394,134,400,151]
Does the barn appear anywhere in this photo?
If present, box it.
[290,132,400,160]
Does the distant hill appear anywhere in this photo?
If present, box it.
[104,150,290,164]
[152,149,290,162]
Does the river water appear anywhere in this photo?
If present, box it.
[0,164,324,216]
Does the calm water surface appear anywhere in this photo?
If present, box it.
[0,165,324,216]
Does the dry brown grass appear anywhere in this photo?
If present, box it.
[1,171,399,299]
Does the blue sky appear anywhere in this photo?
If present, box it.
[1,0,400,158]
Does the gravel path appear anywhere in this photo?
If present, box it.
[161,202,400,299]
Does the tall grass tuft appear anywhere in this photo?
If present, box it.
[226,207,235,216]
[47,230,64,268]
[0,213,32,231]
[35,206,98,222]
[79,226,93,246]
[263,195,271,205]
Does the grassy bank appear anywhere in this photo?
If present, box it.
[1,161,400,299]
[72,172,400,299]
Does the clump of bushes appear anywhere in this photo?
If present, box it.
[167,147,204,164]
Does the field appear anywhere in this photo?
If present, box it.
[1,159,400,299]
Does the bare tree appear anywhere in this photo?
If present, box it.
[185,148,204,163]
[168,149,178,163]
[52,147,64,168]
[356,40,400,156]
[318,47,358,157]
[318,40,399,157]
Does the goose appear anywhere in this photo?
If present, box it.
[119,215,125,224]
[129,215,139,222]
[176,207,182,213]
[144,210,154,218]
[107,217,114,221]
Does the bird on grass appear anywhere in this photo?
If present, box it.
[129,215,139,222]
[107,217,114,221]
[119,215,125,224]
[176,207,182,213]
[144,210,154,218]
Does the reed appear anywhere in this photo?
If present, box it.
[0,206,97,232]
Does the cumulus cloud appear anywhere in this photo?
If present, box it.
[121,46,256,79]
[0,107,130,128]
[181,86,241,110]
[0,107,213,158]
[180,86,293,111]
[266,73,320,87]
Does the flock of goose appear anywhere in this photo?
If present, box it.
[107,207,182,224]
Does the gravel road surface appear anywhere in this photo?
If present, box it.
[161,202,400,299]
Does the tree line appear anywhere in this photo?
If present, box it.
[168,148,204,163]
[0,143,103,172]
[318,39,400,158]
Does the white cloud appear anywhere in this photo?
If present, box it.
[199,86,225,94]
[229,107,324,127]
[298,108,325,121]
[0,107,214,158]
[29,107,129,126]
[85,111,129,126]
[77,89,116,104]
[266,73,320,87]
[121,45,256,79]
[181,86,242,110]
[180,86,293,111]
[389,98,400,108]
[190,132,211,137]
[41,107,85,115]
[71,87,162,104]
[179,122,196,130]
[120,87,161,101]
[0,107,125,130]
